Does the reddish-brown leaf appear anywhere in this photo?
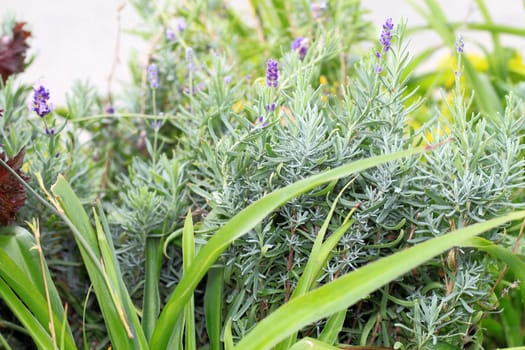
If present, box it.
[0,22,31,81]
[0,148,29,226]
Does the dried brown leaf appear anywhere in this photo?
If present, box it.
[0,148,29,226]
[0,22,31,81]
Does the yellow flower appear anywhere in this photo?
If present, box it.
[233,100,245,113]
[319,75,328,85]
[466,53,488,72]
[508,52,525,76]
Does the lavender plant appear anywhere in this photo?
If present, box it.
[2,2,525,350]
[189,19,525,349]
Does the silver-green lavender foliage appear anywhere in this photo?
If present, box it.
[190,23,525,348]
[109,154,187,296]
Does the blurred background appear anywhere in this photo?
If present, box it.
[3,0,525,104]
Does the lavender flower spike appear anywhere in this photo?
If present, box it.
[30,83,53,117]
[266,59,279,88]
[456,35,464,54]
[379,18,394,53]
[292,37,308,60]
[310,2,327,19]
[165,28,176,41]
[147,63,159,89]
[175,17,187,32]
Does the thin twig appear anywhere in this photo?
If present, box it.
[106,2,126,105]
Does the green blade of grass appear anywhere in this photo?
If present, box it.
[52,176,148,349]
[142,236,162,341]
[0,226,76,349]
[0,277,54,349]
[234,211,525,350]
[205,266,224,350]
[224,319,234,350]
[183,210,197,350]
[318,310,346,345]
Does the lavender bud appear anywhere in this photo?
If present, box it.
[266,59,279,88]
[186,47,196,71]
[175,17,187,32]
[147,63,159,89]
[257,115,268,127]
[310,2,327,19]
[151,120,163,129]
[30,83,53,117]
[265,103,276,112]
[291,37,308,60]
[456,35,464,54]
[166,28,176,41]
[379,18,394,53]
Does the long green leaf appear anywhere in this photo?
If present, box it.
[0,226,76,349]
[318,310,346,345]
[142,236,162,341]
[234,211,525,350]
[205,266,224,350]
[224,319,234,350]
[183,210,197,350]
[52,176,148,349]
[0,277,54,350]
[150,146,430,349]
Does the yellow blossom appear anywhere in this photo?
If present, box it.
[233,100,245,113]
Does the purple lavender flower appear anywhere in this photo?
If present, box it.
[310,2,327,19]
[30,83,53,117]
[175,17,187,32]
[147,63,159,89]
[291,37,308,60]
[45,127,55,136]
[266,59,279,88]
[265,103,276,112]
[151,119,163,129]
[379,18,394,53]
[257,115,268,127]
[186,47,196,71]
[224,75,232,84]
[375,65,383,74]
[456,35,464,54]
[166,28,176,41]
[106,105,115,114]
[0,108,3,118]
